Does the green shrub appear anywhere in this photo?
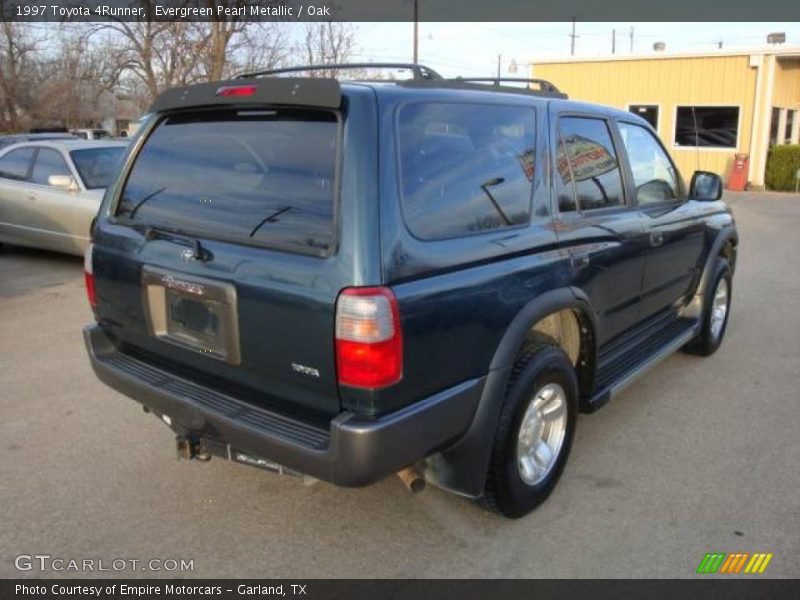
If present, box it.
[765,144,800,191]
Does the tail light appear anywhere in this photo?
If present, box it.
[335,287,402,389]
[84,243,97,310]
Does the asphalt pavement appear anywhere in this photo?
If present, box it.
[0,191,798,578]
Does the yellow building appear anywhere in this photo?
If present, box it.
[531,48,800,188]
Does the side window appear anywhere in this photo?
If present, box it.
[0,147,36,181]
[397,103,535,240]
[558,117,625,211]
[31,149,72,186]
[618,122,679,205]
[554,135,577,212]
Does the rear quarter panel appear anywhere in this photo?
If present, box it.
[347,89,573,416]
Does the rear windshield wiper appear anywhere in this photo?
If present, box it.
[249,206,293,238]
[125,186,167,219]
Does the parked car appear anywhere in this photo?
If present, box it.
[0,132,76,152]
[83,64,738,518]
[70,128,113,140]
[0,140,128,256]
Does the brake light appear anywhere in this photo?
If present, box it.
[215,84,257,97]
[335,287,402,389]
[84,243,97,310]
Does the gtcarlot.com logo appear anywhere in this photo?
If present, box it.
[696,552,773,574]
[14,554,194,573]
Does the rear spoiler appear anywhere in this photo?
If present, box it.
[148,78,342,113]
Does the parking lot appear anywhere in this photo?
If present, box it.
[0,191,798,579]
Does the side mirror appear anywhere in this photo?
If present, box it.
[689,171,722,201]
[48,174,79,192]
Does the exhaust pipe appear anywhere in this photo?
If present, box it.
[397,466,425,493]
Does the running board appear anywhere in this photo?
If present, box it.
[586,318,700,412]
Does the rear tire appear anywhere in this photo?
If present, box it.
[480,344,578,518]
[683,258,732,357]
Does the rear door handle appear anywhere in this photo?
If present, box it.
[650,231,664,247]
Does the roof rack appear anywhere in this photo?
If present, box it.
[452,77,565,96]
[399,78,567,99]
[237,62,444,81]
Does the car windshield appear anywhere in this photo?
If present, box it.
[70,147,126,189]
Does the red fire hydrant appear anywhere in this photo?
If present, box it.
[727,153,749,191]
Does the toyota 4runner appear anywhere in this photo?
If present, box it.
[84,63,737,518]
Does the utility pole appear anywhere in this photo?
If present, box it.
[612,29,616,54]
[413,0,419,63]
[629,26,634,52]
[569,18,578,55]
[497,54,501,78]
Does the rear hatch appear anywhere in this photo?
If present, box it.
[92,81,349,421]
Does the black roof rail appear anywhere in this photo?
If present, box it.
[452,77,565,96]
[399,78,568,99]
[237,62,444,81]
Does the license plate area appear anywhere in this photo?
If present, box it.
[142,266,240,365]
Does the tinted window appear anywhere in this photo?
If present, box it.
[92,130,111,139]
[31,148,71,186]
[397,103,535,240]
[554,135,577,212]
[558,117,624,211]
[71,147,126,189]
[619,122,679,205]
[117,109,339,255]
[675,106,739,148]
[0,147,36,181]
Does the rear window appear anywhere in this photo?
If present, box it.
[397,102,535,240]
[116,109,339,256]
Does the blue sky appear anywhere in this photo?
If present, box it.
[347,22,800,77]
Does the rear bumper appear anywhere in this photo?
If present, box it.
[84,325,484,487]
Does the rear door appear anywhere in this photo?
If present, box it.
[93,105,347,419]
[615,120,705,319]
[551,113,646,345]
[27,147,82,253]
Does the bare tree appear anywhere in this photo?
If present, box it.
[103,2,204,103]
[301,22,357,78]
[229,22,288,77]
[0,16,42,131]
[32,26,129,129]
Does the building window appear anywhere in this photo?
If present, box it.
[769,107,780,146]
[674,106,739,149]
[785,110,796,145]
[628,105,659,129]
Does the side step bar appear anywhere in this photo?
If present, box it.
[587,317,700,411]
